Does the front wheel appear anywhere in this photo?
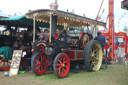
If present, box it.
[31,53,48,75]
[53,53,70,78]
[84,40,103,72]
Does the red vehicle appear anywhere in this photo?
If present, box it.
[27,9,106,78]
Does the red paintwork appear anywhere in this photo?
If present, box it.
[105,45,109,49]
[41,46,45,53]
[67,50,84,60]
[67,50,75,60]
[54,33,58,40]
[101,32,128,59]
[109,0,115,61]
[80,32,84,38]
[56,54,70,77]
[126,57,128,61]
[0,57,10,71]
[34,53,48,75]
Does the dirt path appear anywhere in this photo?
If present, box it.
[0,64,128,85]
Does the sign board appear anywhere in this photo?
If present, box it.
[9,50,22,76]
[118,38,124,43]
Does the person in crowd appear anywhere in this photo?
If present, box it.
[31,29,49,54]
[12,42,19,50]
[43,29,49,42]
[115,39,120,46]
[94,31,105,50]
[94,31,107,65]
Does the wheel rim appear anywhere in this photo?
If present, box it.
[56,54,70,77]
[89,43,102,71]
[0,59,11,71]
[34,54,48,75]
[83,34,89,47]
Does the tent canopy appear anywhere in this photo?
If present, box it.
[0,15,63,28]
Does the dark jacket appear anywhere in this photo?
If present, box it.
[94,34,105,49]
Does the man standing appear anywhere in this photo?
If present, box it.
[94,31,105,50]
[94,31,107,67]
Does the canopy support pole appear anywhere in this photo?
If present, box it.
[49,14,52,42]
[94,25,97,38]
[33,16,36,42]
[64,23,67,30]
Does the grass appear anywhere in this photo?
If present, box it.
[30,64,128,85]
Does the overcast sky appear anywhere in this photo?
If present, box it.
[0,0,128,32]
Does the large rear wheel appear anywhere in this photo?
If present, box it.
[53,53,70,78]
[84,40,103,71]
[31,53,48,75]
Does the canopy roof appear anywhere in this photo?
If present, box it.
[26,9,106,27]
[0,15,63,28]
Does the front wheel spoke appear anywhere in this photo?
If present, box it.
[63,64,67,68]
[41,57,43,62]
[40,66,43,71]
[57,67,62,71]
[42,62,46,66]
[62,68,64,74]
[57,64,60,66]
[60,57,63,62]
[58,68,61,73]
[35,62,38,65]
[37,57,39,61]
[58,59,62,63]
[37,61,40,65]
[62,68,65,73]
[36,59,39,63]
[35,65,40,70]
[63,60,67,64]
[63,58,65,63]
